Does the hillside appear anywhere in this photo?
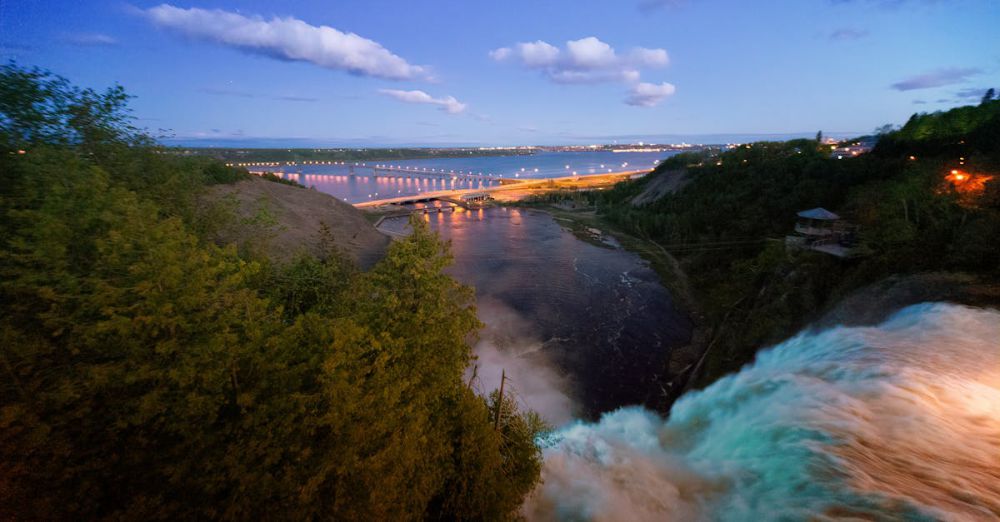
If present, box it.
[586,97,1000,388]
[204,176,390,268]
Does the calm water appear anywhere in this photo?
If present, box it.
[268,150,678,203]
[381,207,692,419]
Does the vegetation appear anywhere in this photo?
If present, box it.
[0,63,543,520]
[586,96,1000,384]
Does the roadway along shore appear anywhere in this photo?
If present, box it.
[353,169,651,208]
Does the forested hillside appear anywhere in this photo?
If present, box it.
[0,64,543,520]
[589,95,1000,384]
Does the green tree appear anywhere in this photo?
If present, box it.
[1,64,544,521]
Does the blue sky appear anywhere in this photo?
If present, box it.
[2,0,998,146]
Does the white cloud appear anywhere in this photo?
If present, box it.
[625,82,676,107]
[629,47,669,67]
[491,36,674,107]
[488,47,512,61]
[378,89,467,114]
[490,36,668,85]
[142,4,428,81]
[566,37,617,69]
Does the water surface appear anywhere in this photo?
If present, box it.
[383,207,692,419]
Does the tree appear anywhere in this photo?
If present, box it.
[816,130,823,143]
[1,64,544,520]
[0,62,144,152]
[983,88,996,105]
[874,123,896,136]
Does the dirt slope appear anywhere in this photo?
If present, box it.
[203,177,390,268]
[629,169,689,206]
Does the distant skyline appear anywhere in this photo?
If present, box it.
[2,0,998,146]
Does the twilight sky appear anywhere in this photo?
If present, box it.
[1,0,998,146]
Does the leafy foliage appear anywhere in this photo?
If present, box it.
[1,64,542,520]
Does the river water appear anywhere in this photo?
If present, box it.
[266,150,677,203]
[380,207,692,423]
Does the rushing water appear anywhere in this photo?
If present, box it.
[266,150,678,203]
[380,207,692,423]
[525,303,1000,521]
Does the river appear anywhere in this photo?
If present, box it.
[379,206,692,423]
[265,150,679,203]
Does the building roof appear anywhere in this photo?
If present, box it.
[797,207,840,220]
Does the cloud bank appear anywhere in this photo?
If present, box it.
[891,67,981,91]
[142,4,428,81]
[491,37,675,106]
[378,89,467,114]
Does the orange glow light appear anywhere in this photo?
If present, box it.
[945,168,995,197]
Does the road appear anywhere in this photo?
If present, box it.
[353,169,651,208]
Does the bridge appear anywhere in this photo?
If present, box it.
[247,161,511,183]
[354,169,651,209]
[353,163,507,182]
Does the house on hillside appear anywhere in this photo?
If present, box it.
[785,207,860,258]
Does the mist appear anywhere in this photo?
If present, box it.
[468,297,578,425]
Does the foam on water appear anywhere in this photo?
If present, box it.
[525,303,1000,521]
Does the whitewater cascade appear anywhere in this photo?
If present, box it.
[525,303,1000,521]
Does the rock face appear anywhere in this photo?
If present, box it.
[204,177,390,268]
[630,169,689,207]
[816,272,1000,328]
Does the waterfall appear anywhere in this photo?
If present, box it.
[525,303,1000,521]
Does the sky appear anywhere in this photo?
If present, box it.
[1,0,998,146]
